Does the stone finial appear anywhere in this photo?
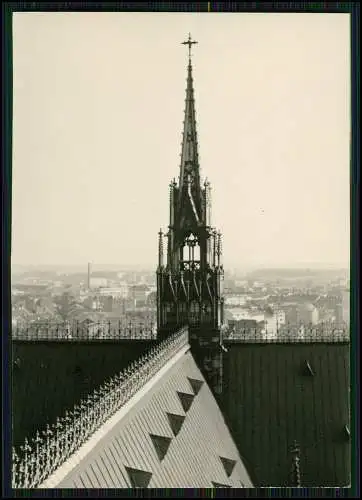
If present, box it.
[290,440,301,487]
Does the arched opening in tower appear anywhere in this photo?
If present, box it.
[181,233,200,270]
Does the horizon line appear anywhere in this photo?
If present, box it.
[11,263,350,270]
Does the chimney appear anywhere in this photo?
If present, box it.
[87,262,92,290]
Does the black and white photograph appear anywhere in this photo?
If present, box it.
[8,9,352,490]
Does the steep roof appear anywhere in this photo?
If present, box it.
[15,329,253,489]
[12,338,155,447]
[222,339,350,487]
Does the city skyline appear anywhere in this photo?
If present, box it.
[12,13,350,269]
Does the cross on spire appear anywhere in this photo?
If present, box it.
[182,33,198,60]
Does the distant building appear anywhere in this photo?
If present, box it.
[89,277,108,288]
[282,303,318,326]
[130,284,151,306]
[100,296,113,313]
[335,304,343,324]
[69,310,105,324]
[224,294,247,306]
[53,281,64,287]
[12,301,35,325]
[34,297,58,319]
[225,308,255,322]
[12,284,49,297]
[283,304,299,325]
[274,309,286,325]
[252,281,266,289]
[263,310,286,338]
[298,303,319,325]
[235,280,248,288]
[341,289,350,324]
[225,308,267,330]
[82,296,103,311]
[98,285,128,299]
[135,299,147,308]
[320,308,337,323]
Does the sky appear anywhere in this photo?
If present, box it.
[12,12,350,271]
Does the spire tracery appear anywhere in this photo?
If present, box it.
[157,40,225,397]
[178,43,200,195]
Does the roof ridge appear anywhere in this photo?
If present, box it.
[12,327,190,489]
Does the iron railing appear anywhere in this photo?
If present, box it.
[12,320,350,343]
[12,326,189,489]
[12,319,157,341]
[222,323,350,343]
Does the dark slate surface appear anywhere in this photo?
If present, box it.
[52,351,253,488]
[12,340,155,446]
[221,342,350,487]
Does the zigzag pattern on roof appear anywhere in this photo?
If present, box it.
[166,412,186,437]
[150,434,172,461]
[177,391,195,413]
[125,466,152,488]
[187,377,204,395]
[12,327,189,489]
[212,481,232,488]
[13,330,254,489]
[219,457,237,477]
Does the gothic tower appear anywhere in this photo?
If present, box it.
[157,35,225,395]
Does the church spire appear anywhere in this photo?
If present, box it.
[179,34,201,197]
[156,36,225,397]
